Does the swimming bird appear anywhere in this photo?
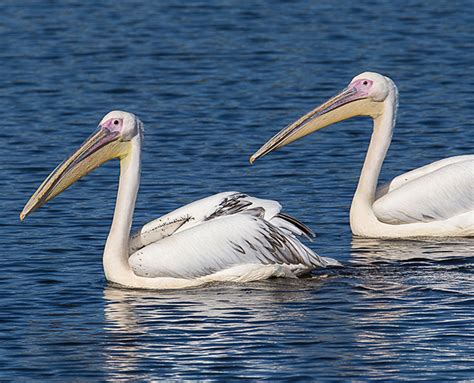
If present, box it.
[251,72,473,238]
[21,111,336,289]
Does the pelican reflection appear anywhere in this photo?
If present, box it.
[101,279,330,379]
[351,237,474,264]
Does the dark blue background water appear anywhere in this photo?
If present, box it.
[1,1,473,381]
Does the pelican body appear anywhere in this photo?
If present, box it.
[21,111,337,289]
[251,72,474,238]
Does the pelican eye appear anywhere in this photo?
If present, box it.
[113,120,120,125]
[363,80,368,85]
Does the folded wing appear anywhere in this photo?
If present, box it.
[128,192,337,279]
[129,192,282,253]
[373,158,474,224]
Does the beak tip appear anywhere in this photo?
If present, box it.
[20,205,31,221]
[249,156,255,165]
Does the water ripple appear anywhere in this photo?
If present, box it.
[1,0,473,381]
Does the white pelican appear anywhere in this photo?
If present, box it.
[251,72,474,238]
[21,111,337,289]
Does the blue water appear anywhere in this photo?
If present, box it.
[1,1,473,381]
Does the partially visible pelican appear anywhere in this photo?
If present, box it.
[21,111,337,289]
[251,72,474,238]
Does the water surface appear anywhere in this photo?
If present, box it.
[1,1,473,381]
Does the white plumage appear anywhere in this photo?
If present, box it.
[21,111,337,290]
[129,192,335,280]
[251,72,474,238]
[373,156,474,225]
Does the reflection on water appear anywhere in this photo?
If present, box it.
[347,239,474,382]
[351,237,474,263]
[101,251,474,381]
[1,0,473,380]
[102,281,329,380]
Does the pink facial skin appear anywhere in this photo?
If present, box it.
[73,119,124,165]
[349,79,373,98]
[319,79,374,113]
[100,117,124,134]
[327,78,374,109]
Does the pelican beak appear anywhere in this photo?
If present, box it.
[20,126,129,220]
[250,84,381,163]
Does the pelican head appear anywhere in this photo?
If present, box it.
[20,110,143,220]
[250,72,395,163]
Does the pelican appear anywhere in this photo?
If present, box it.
[251,72,474,238]
[21,111,337,289]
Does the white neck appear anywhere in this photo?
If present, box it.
[103,136,141,284]
[100,135,208,289]
[350,86,397,228]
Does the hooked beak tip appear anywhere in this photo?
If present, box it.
[20,211,26,221]
[249,155,256,165]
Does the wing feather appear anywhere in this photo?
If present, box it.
[129,192,281,254]
[129,212,333,279]
[376,155,474,199]
[270,212,315,240]
[373,159,474,224]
